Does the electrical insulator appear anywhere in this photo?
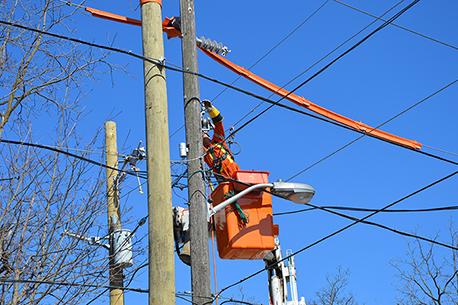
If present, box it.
[196,36,230,56]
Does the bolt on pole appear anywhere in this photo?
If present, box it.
[140,1,176,305]
[105,121,124,305]
[179,0,212,304]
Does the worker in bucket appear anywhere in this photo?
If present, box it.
[202,100,240,182]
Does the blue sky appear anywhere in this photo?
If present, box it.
[42,0,458,304]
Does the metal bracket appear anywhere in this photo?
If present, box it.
[63,230,110,250]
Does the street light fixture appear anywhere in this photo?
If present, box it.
[269,181,315,204]
[209,181,315,217]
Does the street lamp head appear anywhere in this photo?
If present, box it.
[271,181,315,204]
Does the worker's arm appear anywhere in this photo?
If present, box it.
[203,100,225,142]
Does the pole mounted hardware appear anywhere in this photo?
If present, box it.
[173,207,191,266]
[196,36,230,56]
[63,230,110,250]
[62,229,133,267]
[116,141,146,193]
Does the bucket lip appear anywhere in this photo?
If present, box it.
[236,170,270,175]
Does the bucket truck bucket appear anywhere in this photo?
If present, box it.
[211,171,277,259]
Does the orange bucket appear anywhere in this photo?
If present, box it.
[211,171,277,259]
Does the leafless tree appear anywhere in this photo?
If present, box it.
[393,225,458,305]
[0,113,114,304]
[0,1,145,304]
[0,0,109,136]
[308,267,358,305]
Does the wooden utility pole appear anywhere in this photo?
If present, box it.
[105,121,124,305]
[140,1,175,305]
[179,0,212,304]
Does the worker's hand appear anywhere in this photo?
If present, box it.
[203,99,213,110]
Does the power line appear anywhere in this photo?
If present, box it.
[286,79,458,181]
[218,173,458,250]
[211,0,330,103]
[333,0,458,52]
[271,201,458,251]
[230,0,406,129]
[0,139,147,179]
[0,278,148,293]
[1,18,457,169]
[226,0,421,139]
[273,204,458,216]
[169,0,330,138]
[214,170,458,299]
[423,144,458,157]
[302,202,458,251]
[0,176,19,181]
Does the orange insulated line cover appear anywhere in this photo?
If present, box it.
[200,48,422,150]
[84,6,421,150]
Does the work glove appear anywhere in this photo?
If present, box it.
[203,99,213,111]
[203,99,221,121]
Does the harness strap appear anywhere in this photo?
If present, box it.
[223,191,248,224]
[208,143,234,174]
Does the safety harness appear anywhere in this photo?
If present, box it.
[207,142,235,175]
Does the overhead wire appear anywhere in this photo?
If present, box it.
[0,139,146,178]
[210,0,330,102]
[287,79,458,181]
[226,0,421,139]
[423,144,458,158]
[1,17,457,168]
[216,173,458,251]
[213,170,458,299]
[0,278,148,293]
[276,201,458,251]
[273,204,458,216]
[12,2,454,302]
[169,0,331,138]
[333,0,458,52]
[229,0,406,129]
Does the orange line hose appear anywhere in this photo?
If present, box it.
[84,6,422,150]
[200,48,422,150]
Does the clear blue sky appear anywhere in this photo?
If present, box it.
[51,0,458,304]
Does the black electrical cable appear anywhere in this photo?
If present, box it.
[0,139,147,178]
[215,173,458,251]
[230,0,405,129]
[333,0,458,52]
[170,0,331,138]
[210,0,331,102]
[282,201,458,251]
[205,1,458,169]
[0,278,148,293]
[83,288,109,305]
[273,204,458,216]
[227,0,421,139]
[213,170,458,300]
[286,79,458,181]
[1,17,457,169]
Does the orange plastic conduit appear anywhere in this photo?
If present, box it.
[84,6,422,150]
[85,7,142,26]
[200,48,422,150]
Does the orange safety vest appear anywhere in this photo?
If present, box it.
[204,120,240,180]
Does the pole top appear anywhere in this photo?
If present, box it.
[140,0,162,7]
